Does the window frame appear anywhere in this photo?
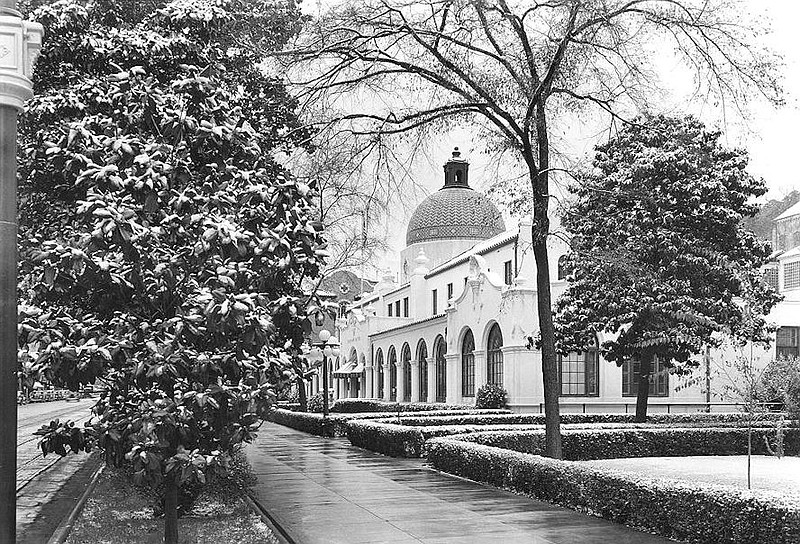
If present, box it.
[432,289,438,315]
[486,324,503,387]
[388,346,397,401]
[403,297,409,317]
[375,349,384,399]
[461,329,475,397]
[777,326,800,359]
[434,335,447,403]
[401,344,412,402]
[558,346,599,397]
[785,261,800,290]
[503,260,513,285]
[622,355,670,398]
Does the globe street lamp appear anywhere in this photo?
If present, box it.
[0,4,43,542]
[303,330,339,417]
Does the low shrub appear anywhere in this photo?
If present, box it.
[330,398,490,413]
[346,420,427,457]
[269,409,348,437]
[275,402,302,412]
[306,393,327,413]
[460,427,800,460]
[475,384,508,409]
[394,411,787,427]
[427,438,800,544]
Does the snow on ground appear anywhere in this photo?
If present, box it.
[583,455,800,496]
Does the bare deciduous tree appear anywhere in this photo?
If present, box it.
[281,0,783,458]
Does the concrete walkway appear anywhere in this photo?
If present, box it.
[246,423,674,544]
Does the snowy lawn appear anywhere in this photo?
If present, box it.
[583,455,800,496]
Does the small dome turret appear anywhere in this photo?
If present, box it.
[405,148,505,246]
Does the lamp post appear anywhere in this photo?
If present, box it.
[304,330,339,418]
[0,3,43,542]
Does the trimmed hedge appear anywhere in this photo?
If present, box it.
[461,427,800,460]
[269,409,350,437]
[330,398,506,414]
[347,420,427,457]
[346,420,799,459]
[427,437,800,544]
[270,408,511,441]
[395,412,788,427]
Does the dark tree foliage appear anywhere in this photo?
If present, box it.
[555,115,782,422]
[18,1,325,542]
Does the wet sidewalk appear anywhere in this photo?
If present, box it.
[245,423,674,544]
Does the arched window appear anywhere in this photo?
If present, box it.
[559,337,599,396]
[486,324,504,387]
[375,348,384,399]
[388,346,397,401]
[401,343,412,402]
[434,335,447,403]
[557,255,570,281]
[417,340,428,403]
[461,329,475,397]
[360,353,366,397]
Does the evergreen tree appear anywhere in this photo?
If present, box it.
[555,115,781,422]
[18,1,326,541]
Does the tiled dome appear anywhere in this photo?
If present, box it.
[406,186,506,246]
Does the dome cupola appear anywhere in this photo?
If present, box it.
[405,148,505,246]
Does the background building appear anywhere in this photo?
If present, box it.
[316,150,800,412]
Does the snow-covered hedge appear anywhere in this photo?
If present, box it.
[346,420,427,457]
[269,409,349,437]
[394,412,788,427]
[460,427,800,460]
[427,437,800,544]
[330,398,508,414]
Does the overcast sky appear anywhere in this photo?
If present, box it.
[302,1,800,272]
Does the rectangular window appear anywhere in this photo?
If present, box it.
[403,297,409,317]
[785,261,800,290]
[504,260,513,285]
[395,300,401,318]
[447,282,453,301]
[777,327,800,359]
[464,276,468,285]
[559,351,599,396]
[622,356,669,397]
[387,303,393,317]
[763,266,779,290]
[432,289,438,315]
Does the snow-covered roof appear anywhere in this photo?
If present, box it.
[425,229,518,279]
[778,246,800,260]
[775,201,800,221]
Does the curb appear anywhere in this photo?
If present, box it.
[244,492,294,544]
[46,462,104,544]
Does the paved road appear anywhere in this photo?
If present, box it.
[246,423,674,544]
[16,399,97,543]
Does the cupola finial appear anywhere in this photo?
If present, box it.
[443,147,469,188]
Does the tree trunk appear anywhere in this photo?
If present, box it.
[529,105,562,459]
[634,352,652,423]
[296,375,308,412]
[163,473,179,544]
[533,238,562,458]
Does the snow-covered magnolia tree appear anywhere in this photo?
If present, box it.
[18,1,326,542]
[555,115,781,422]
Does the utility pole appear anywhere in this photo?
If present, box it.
[0,3,43,541]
